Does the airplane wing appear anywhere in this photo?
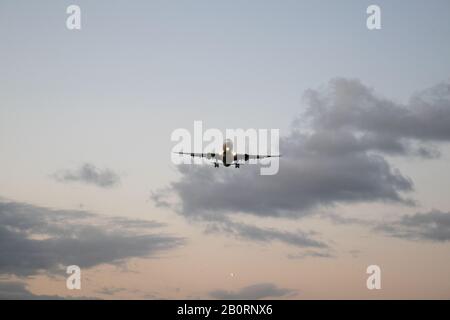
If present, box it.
[174,152,217,159]
[234,154,281,161]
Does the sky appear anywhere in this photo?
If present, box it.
[1,0,450,299]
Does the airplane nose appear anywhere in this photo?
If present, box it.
[224,139,233,150]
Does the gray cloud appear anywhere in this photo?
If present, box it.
[0,281,64,300]
[376,210,450,242]
[287,250,334,260]
[0,281,98,300]
[53,163,120,188]
[323,210,450,244]
[0,200,184,276]
[348,250,361,258]
[168,154,413,220]
[303,79,450,151]
[210,283,296,300]
[96,287,127,296]
[205,219,327,248]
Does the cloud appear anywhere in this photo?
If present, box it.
[323,210,450,244]
[0,200,184,276]
[96,287,127,296]
[53,163,120,188]
[303,79,450,152]
[0,281,63,300]
[0,281,98,300]
[287,250,334,259]
[376,210,450,242]
[157,78,450,220]
[167,155,413,220]
[209,283,296,300]
[205,219,327,248]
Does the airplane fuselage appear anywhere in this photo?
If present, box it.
[221,140,234,167]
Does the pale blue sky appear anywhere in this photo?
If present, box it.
[2,0,450,192]
[2,0,450,120]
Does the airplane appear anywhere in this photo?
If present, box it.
[174,139,281,168]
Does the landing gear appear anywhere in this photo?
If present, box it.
[214,162,219,168]
[235,163,240,168]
